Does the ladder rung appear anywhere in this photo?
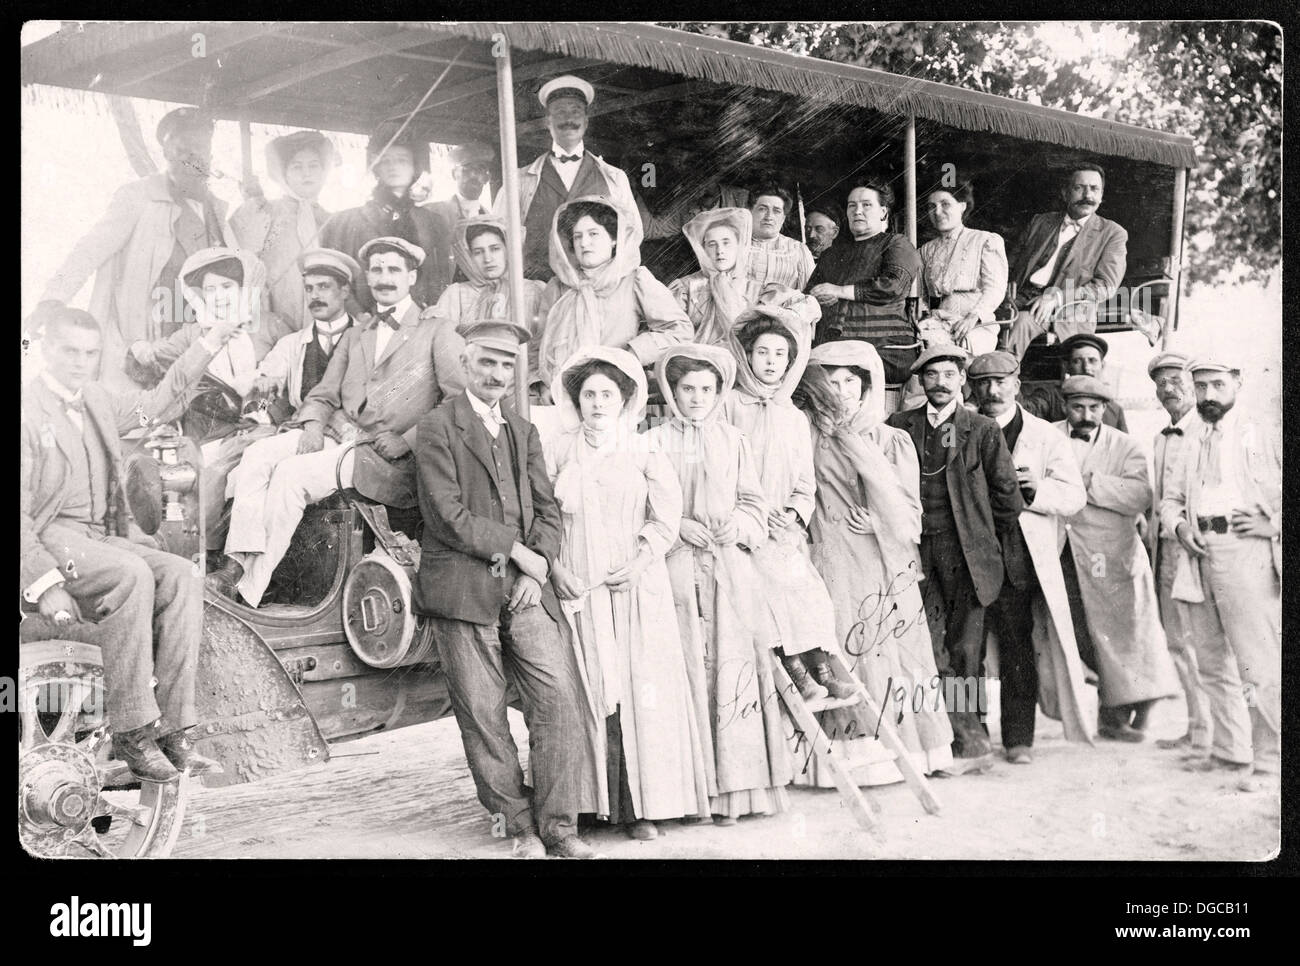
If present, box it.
[802,694,864,713]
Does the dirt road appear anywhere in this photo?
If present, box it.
[171,686,1278,861]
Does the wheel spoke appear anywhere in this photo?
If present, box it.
[78,726,109,757]
[94,795,149,828]
[47,682,92,744]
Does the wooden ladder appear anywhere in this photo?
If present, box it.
[773,651,943,836]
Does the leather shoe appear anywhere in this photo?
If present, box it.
[512,828,547,859]
[627,819,658,840]
[712,814,738,826]
[546,834,600,859]
[205,558,244,600]
[111,726,180,782]
[1098,723,1145,743]
[1155,732,1194,750]
[784,657,828,702]
[1005,745,1033,765]
[1183,755,1252,775]
[158,729,224,777]
[811,662,858,700]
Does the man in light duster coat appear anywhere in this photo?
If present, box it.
[968,352,1094,753]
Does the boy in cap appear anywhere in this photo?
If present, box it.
[496,74,645,280]
[30,107,238,393]
[231,130,337,329]
[1055,374,1179,742]
[1161,357,1280,791]
[886,345,1023,769]
[319,121,450,314]
[413,319,594,859]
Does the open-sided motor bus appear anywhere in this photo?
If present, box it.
[19,21,1195,857]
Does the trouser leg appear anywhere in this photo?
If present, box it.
[499,602,582,845]
[989,573,1039,749]
[234,443,353,607]
[1174,595,1253,765]
[223,429,308,555]
[432,616,536,838]
[1157,541,1211,746]
[923,530,989,756]
[39,523,161,733]
[203,427,276,549]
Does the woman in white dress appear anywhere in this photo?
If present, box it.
[544,346,714,840]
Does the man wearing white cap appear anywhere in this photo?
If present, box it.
[1146,352,1249,761]
[496,74,643,280]
[208,237,466,607]
[1055,375,1179,742]
[1161,357,1280,789]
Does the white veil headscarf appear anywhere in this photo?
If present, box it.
[681,207,753,346]
[179,247,267,397]
[450,215,527,321]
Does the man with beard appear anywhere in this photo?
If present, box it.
[427,142,494,237]
[808,179,923,386]
[497,75,643,281]
[886,346,1023,769]
[1005,164,1129,358]
[413,320,593,858]
[319,122,450,315]
[969,351,1091,763]
[1055,375,1179,742]
[29,108,238,392]
[1146,352,1247,760]
[1162,358,1280,791]
[805,204,841,260]
[1020,333,1129,430]
[206,237,465,607]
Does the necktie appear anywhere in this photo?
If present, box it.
[1200,423,1223,488]
[554,153,581,164]
[1028,217,1082,288]
[374,309,400,331]
[1071,429,1092,441]
[1161,426,1183,437]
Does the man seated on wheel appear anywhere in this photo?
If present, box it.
[20,306,228,782]
[206,236,466,608]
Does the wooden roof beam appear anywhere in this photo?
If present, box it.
[388,56,606,122]
[112,22,285,92]
[283,31,498,71]
[517,80,709,135]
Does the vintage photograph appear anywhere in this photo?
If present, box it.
[18,20,1281,863]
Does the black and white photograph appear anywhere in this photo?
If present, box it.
[16,17,1282,893]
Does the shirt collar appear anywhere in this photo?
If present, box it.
[373,296,413,323]
[40,370,83,405]
[1064,212,1092,231]
[927,399,958,425]
[456,193,483,209]
[551,141,585,159]
[1171,405,1198,431]
[466,388,504,421]
[994,405,1019,429]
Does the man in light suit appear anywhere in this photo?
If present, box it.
[1005,164,1128,358]
[1146,352,1248,759]
[970,352,1091,764]
[21,307,229,781]
[496,74,644,281]
[1162,357,1280,790]
[886,345,1024,768]
[413,320,593,859]
[29,108,239,393]
[207,237,466,607]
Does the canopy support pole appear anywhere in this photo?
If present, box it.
[238,117,254,192]
[495,42,530,418]
[904,116,918,299]
[1165,166,1188,344]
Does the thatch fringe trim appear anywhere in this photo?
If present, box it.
[417,21,1196,168]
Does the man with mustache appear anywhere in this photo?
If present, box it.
[1055,375,1179,743]
[1020,333,1129,431]
[805,205,841,260]
[427,141,495,286]
[28,108,238,393]
[1146,352,1245,761]
[413,320,594,858]
[1005,164,1129,358]
[1161,358,1280,792]
[886,346,1023,770]
[496,75,644,281]
[319,121,450,316]
[207,237,465,607]
[969,351,1091,763]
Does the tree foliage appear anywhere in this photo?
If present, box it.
[665,21,1280,288]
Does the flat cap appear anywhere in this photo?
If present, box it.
[1060,374,1112,402]
[358,236,425,269]
[538,75,595,109]
[910,343,971,375]
[1187,356,1241,374]
[298,248,361,286]
[1146,351,1189,378]
[457,319,531,354]
[1058,332,1110,358]
[156,107,213,146]
[967,351,1020,380]
[451,141,496,165]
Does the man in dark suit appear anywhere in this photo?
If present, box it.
[887,345,1024,768]
[1019,333,1130,430]
[1005,164,1129,358]
[21,307,227,781]
[413,320,593,859]
[207,237,465,607]
[319,121,451,315]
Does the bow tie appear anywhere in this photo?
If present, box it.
[1161,426,1183,437]
[373,309,401,331]
[64,396,85,415]
[553,153,581,164]
[1070,429,1093,441]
